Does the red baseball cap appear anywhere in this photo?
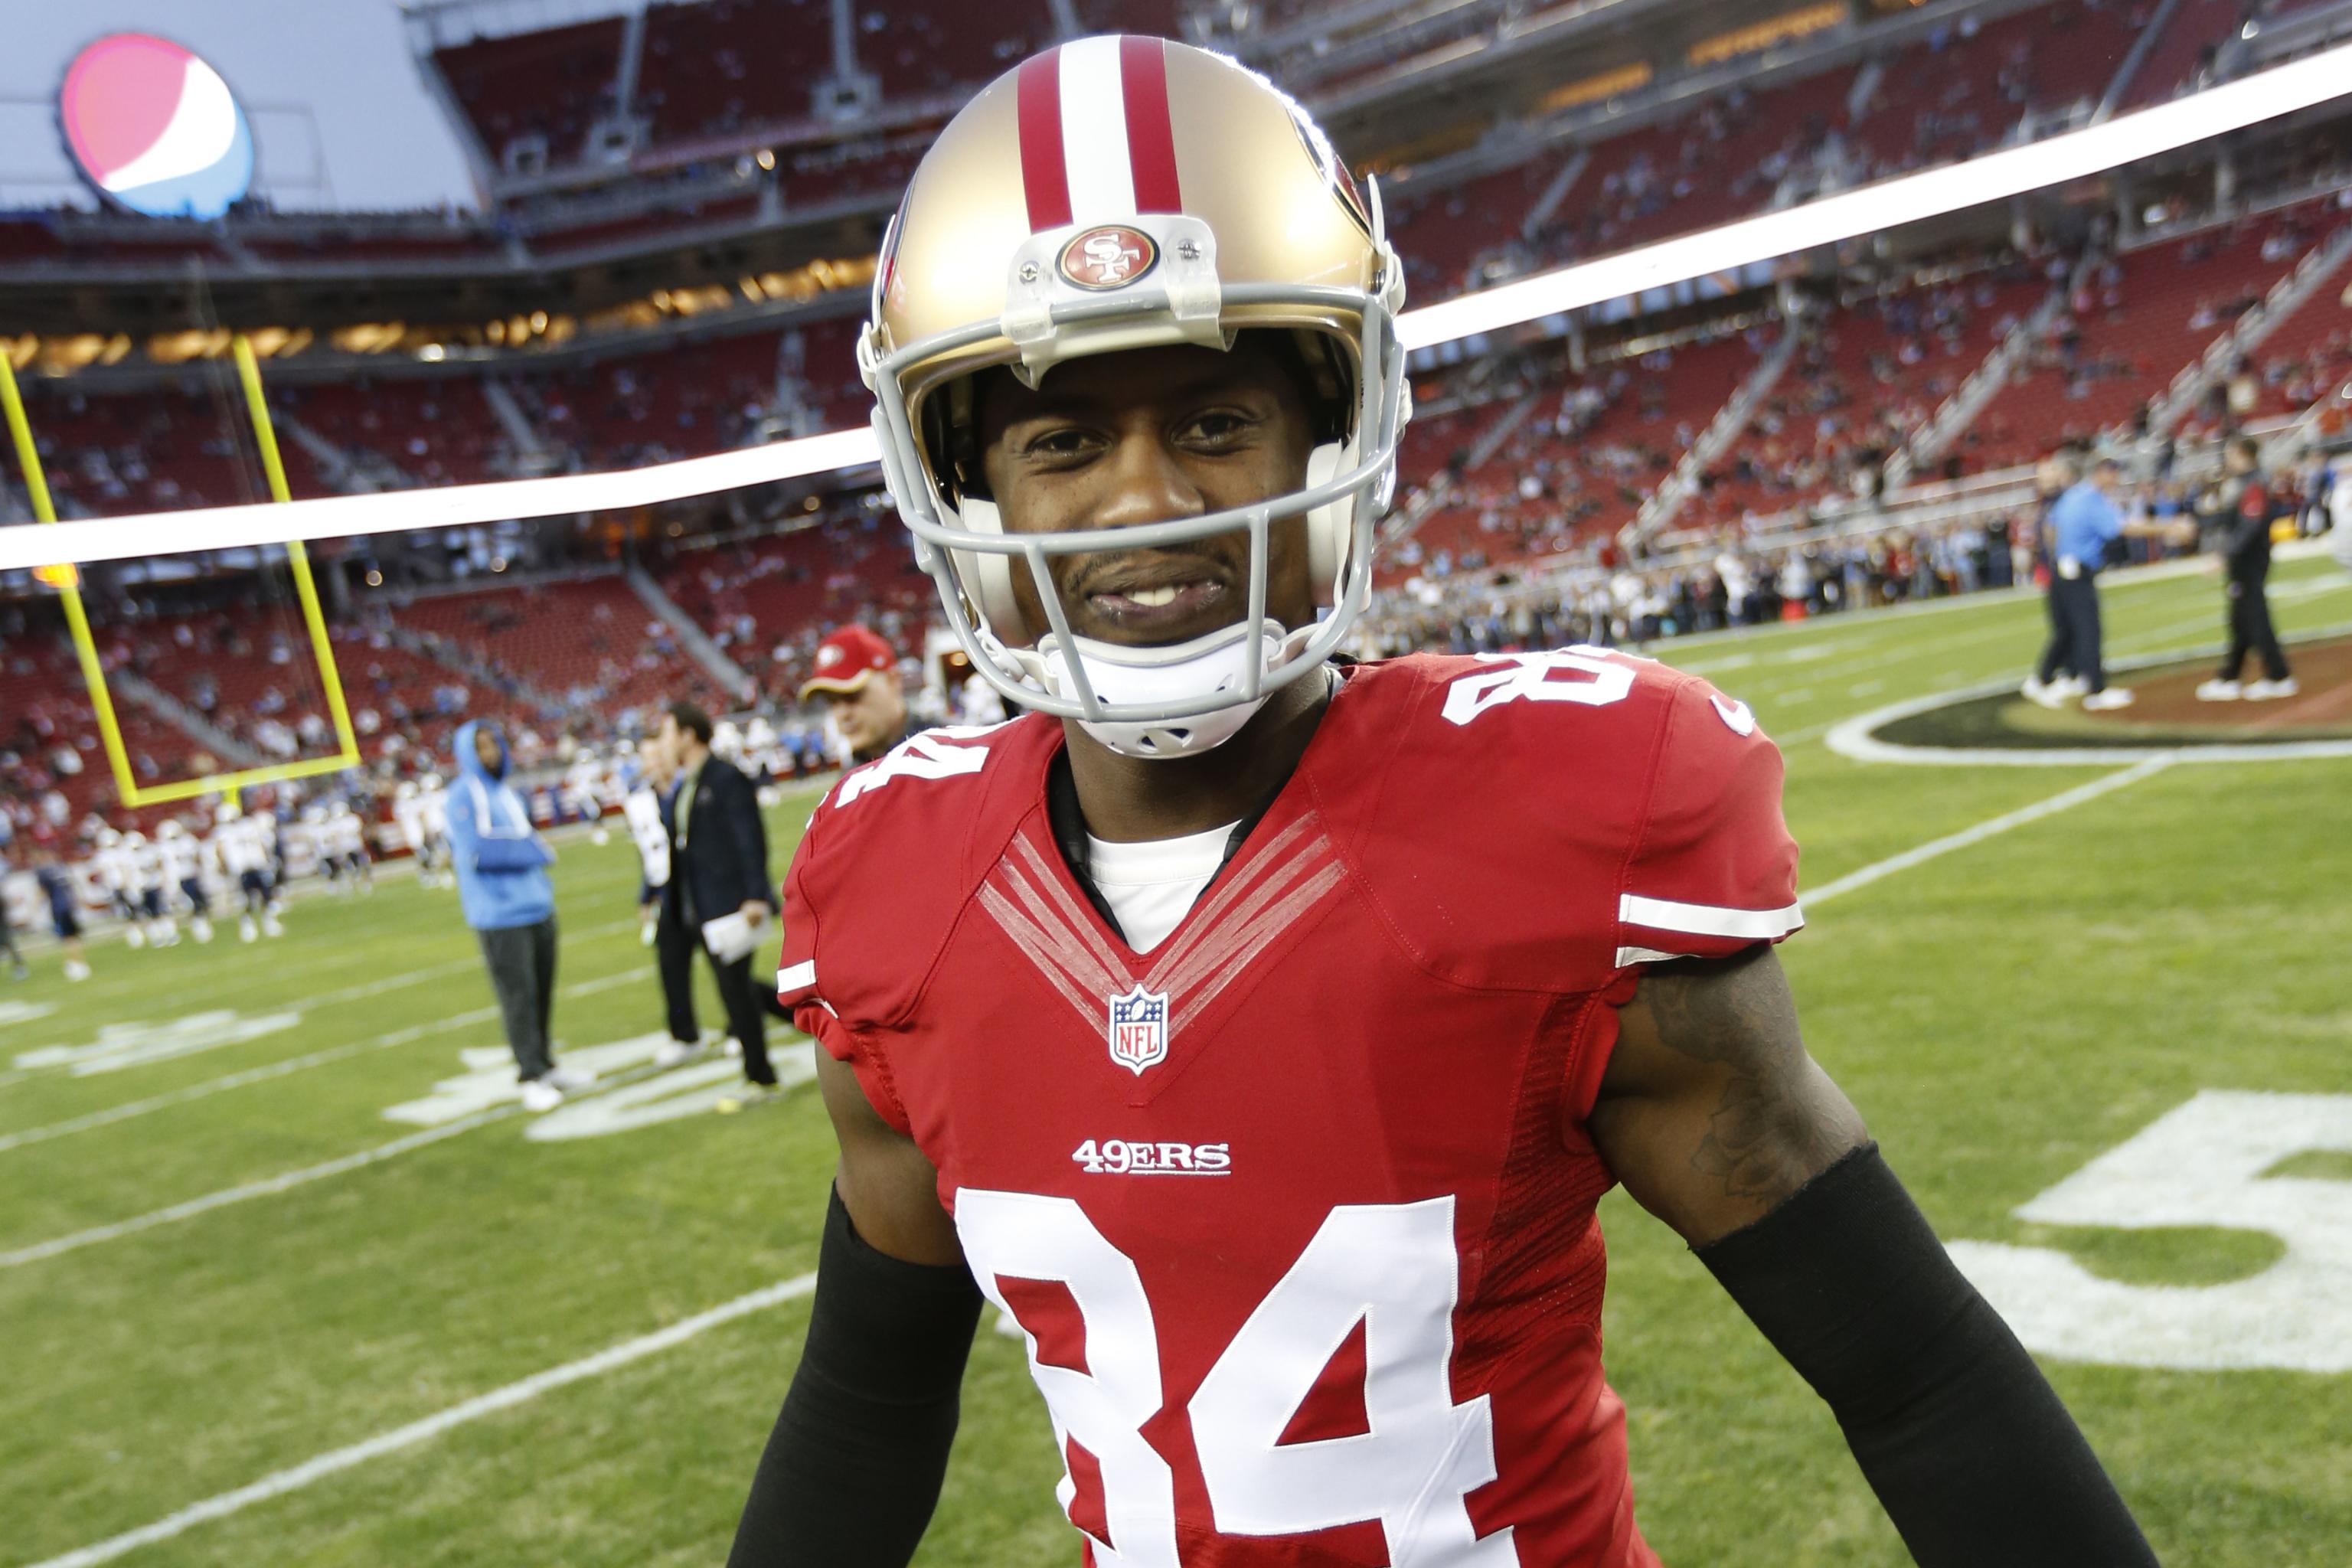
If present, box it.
[799,625,897,698]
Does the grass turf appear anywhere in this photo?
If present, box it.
[4,554,2349,1566]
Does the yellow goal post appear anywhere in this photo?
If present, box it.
[0,336,361,808]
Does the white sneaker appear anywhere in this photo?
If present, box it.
[150,920,178,947]
[64,959,91,982]
[123,924,145,949]
[544,1063,596,1092]
[2195,679,2243,702]
[2082,688,2136,711]
[240,916,259,943]
[720,1035,742,1060]
[653,1038,702,1069]
[2020,675,2056,706]
[262,915,284,938]
[191,917,214,943]
[2053,675,2089,701]
[2245,678,2299,701]
[519,1080,564,1113]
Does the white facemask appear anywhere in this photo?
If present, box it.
[1028,621,1314,759]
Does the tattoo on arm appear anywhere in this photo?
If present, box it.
[1593,946,1868,1243]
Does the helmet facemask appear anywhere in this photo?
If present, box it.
[865,234,1408,760]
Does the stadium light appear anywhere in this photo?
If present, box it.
[4,38,2350,575]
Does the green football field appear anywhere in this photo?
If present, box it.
[6,553,2351,1567]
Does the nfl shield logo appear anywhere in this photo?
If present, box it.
[1106,985,1171,1076]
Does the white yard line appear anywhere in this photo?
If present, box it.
[0,965,655,1156]
[21,1272,819,1568]
[1802,756,2177,910]
[0,1108,520,1270]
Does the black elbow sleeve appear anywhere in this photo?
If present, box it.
[727,1187,986,1568]
[1697,1144,2158,1568]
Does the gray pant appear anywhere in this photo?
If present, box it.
[478,915,558,1081]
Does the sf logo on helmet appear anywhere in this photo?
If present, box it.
[1058,225,1158,291]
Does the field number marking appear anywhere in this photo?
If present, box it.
[1949,1090,2352,1371]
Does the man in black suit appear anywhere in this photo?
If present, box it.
[657,701,781,1102]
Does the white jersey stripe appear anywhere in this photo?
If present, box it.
[776,959,815,995]
[1619,893,1805,941]
[1056,34,1136,220]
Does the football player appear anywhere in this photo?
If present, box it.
[327,799,374,894]
[733,38,2154,1568]
[156,819,213,943]
[93,828,144,948]
[211,804,282,942]
[126,831,175,947]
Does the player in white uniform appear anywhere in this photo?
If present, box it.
[93,828,145,947]
[326,800,372,893]
[157,820,213,943]
[416,773,452,888]
[213,807,283,942]
[124,831,176,946]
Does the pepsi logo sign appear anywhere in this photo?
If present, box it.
[58,34,255,220]
[1057,226,1158,291]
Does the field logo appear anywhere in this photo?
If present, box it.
[383,1034,818,1138]
[13,1009,298,1076]
[1106,984,1169,1075]
[59,34,256,220]
[1949,1089,2352,1372]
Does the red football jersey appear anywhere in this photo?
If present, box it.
[777,649,1801,1567]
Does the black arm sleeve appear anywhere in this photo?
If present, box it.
[1696,1144,2158,1568]
[727,1187,986,1568]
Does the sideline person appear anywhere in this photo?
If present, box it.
[446,720,585,1113]
[2023,453,2180,712]
[657,702,780,1107]
[729,38,2154,1568]
[2196,436,2296,701]
[799,625,920,765]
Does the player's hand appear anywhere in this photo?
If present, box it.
[737,900,769,929]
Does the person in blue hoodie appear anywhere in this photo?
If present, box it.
[446,720,586,1112]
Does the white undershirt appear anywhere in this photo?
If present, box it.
[1085,822,1240,954]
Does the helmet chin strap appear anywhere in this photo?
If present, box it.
[1016,619,1319,760]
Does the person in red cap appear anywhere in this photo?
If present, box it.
[798,625,917,766]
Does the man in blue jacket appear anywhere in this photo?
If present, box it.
[446,719,587,1112]
[2023,454,2183,712]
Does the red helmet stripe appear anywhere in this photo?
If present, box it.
[1118,36,1181,214]
[1016,49,1073,232]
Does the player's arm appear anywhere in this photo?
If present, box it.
[1591,948,2158,1567]
[726,1050,981,1568]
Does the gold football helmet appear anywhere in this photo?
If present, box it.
[860,34,1407,757]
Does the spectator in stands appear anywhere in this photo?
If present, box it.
[797,625,916,766]
[2195,436,2296,701]
[655,701,782,1111]
[446,719,584,1113]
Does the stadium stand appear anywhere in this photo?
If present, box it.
[283,380,518,488]
[384,574,730,720]
[1967,201,2338,469]
[2123,0,2252,108]
[435,16,627,167]
[1694,261,2055,526]
[636,0,841,142]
